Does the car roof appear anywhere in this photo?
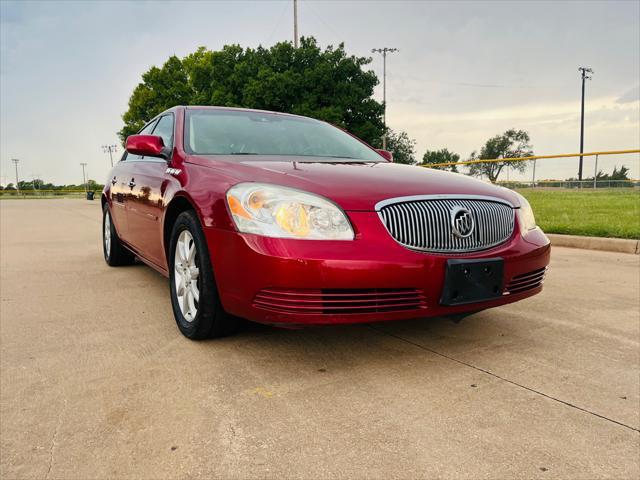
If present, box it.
[170,105,309,120]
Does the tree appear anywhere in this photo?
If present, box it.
[17,180,32,191]
[610,165,631,180]
[467,129,533,183]
[4,183,15,190]
[385,129,417,165]
[422,148,460,172]
[87,179,101,191]
[119,37,385,146]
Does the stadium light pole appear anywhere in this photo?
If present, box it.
[293,0,299,48]
[102,144,118,167]
[372,47,398,150]
[80,163,88,193]
[11,158,20,193]
[578,67,593,181]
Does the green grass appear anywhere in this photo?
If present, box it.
[518,189,640,239]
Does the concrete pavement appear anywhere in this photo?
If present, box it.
[1,199,638,479]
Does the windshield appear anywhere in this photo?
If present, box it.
[185,109,383,162]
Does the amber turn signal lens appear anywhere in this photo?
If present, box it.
[227,194,251,219]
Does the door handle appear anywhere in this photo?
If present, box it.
[128,179,136,188]
[111,176,117,186]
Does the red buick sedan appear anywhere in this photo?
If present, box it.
[102,106,550,339]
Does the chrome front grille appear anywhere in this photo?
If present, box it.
[378,196,515,253]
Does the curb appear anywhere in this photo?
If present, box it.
[546,233,639,255]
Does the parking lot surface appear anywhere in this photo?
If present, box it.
[1,199,638,479]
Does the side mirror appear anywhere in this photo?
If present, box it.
[376,149,393,162]
[126,135,167,158]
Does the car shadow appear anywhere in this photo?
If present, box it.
[200,311,507,378]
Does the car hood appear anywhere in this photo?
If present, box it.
[189,155,521,211]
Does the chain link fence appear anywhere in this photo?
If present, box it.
[497,179,640,189]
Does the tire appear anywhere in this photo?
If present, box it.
[103,204,135,266]
[169,210,237,339]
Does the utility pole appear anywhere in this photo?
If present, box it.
[11,158,19,193]
[80,163,88,193]
[293,0,299,48]
[578,67,593,181]
[102,144,118,167]
[372,47,398,150]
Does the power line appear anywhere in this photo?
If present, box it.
[304,1,342,42]
[388,71,553,90]
[266,0,289,45]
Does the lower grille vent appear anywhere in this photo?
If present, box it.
[254,288,427,315]
[505,268,547,294]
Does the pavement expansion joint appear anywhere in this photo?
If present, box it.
[367,324,640,434]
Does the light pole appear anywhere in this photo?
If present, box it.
[372,47,398,150]
[293,0,299,48]
[532,160,537,188]
[102,144,118,167]
[11,158,20,193]
[578,67,593,181]
[80,163,88,193]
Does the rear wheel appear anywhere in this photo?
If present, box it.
[103,204,135,266]
[169,210,237,339]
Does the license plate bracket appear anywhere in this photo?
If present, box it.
[440,258,504,306]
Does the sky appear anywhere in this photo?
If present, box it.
[1,0,639,186]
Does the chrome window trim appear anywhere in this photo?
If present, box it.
[375,194,516,212]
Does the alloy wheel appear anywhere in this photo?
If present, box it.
[174,230,200,322]
[104,211,111,255]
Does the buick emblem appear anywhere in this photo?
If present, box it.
[451,206,475,239]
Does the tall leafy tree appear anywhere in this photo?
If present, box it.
[467,129,533,183]
[422,148,460,172]
[385,129,417,165]
[121,55,193,137]
[119,37,384,146]
[610,165,631,180]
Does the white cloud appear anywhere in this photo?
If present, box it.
[617,85,640,104]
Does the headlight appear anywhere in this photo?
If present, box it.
[516,193,536,232]
[226,183,354,240]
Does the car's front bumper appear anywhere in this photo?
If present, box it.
[205,211,550,326]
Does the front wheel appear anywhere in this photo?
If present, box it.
[169,210,237,339]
